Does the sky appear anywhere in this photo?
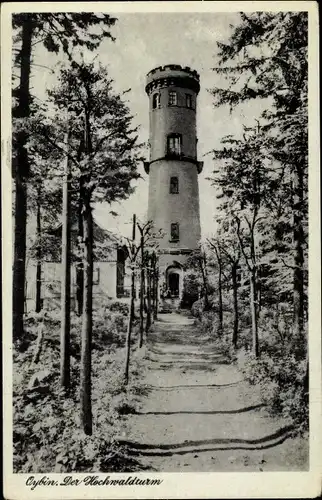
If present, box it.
[30,12,265,240]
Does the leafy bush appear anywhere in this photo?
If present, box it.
[180,273,200,308]
[13,304,146,473]
[237,345,308,433]
[193,296,308,433]
[108,301,129,315]
[214,334,237,362]
[191,298,204,319]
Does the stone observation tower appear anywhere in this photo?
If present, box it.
[144,64,203,304]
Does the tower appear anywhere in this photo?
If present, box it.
[144,64,203,303]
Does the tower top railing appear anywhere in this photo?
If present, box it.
[147,64,200,81]
[146,65,200,95]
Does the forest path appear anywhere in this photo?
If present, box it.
[121,313,308,472]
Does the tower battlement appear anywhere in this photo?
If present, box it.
[146,64,200,95]
[147,64,200,80]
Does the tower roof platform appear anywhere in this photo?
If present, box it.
[146,64,200,95]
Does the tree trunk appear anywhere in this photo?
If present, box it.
[145,256,152,334]
[35,183,42,313]
[80,194,93,435]
[153,257,159,321]
[232,263,239,348]
[218,263,223,336]
[125,266,135,384]
[124,214,136,385]
[76,197,84,316]
[33,316,45,364]
[199,255,209,310]
[13,16,33,340]
[60,145,71,389]
[250,267,259,357]
[212,244,223,335]
[293,163,304,338]
[303,357,309,406]
[76,262,84,316]
[139,235,145,348]
[257,265,262,315]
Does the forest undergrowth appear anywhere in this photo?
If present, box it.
[191,297,309,436]
[13,301,147,473]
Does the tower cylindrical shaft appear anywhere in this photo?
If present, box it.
[145,65,203,303]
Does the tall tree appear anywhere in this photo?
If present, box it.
[12,12,117,340]
[211,126,274,356]
[136,220,154,348]
[207,239,224,336]
[151,252,159,321]
[218,234,241,348]
[35,181,42,313]
[60,130,71,390]
[80,112,93,434]
[211,12,308,340]
[124,214,138,385]
[32,61,142,432]
[23,143,63,312]
[145,251,152,335]
[185,247,210,310]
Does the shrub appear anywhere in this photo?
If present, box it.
[191,298,204,319]
[237,346,308,433]
[108,301,129,315]
[180,273,200,308]
[214,334,237,362]
[193,296,308,433]
[13,303,145,473]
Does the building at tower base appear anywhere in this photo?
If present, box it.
[145,64,203,309]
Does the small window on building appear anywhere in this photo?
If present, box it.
[93,266,100,285]
[170,223,179,241]
[168,91,177,106]
[186,93,193,108]
[167,134,182,156]
[170,176,179,194]
[152,93,160,109]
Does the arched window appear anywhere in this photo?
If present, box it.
[170,176,179,194]
[167,134,182,156]
[152,93,160,109]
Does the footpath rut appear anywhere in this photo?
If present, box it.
[121,313,308,472]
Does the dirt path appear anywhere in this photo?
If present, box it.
[121,313,308,472]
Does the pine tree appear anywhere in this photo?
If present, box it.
[211,12,308,340]
[211,126,275,355]
[31,60,142,433]
[12,12,117,340]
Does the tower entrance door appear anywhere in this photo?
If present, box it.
[168,272,179,297]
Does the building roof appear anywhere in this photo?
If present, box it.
[32,216,124,263]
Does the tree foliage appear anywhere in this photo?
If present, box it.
[210,11,308,343]
[188,12,309,430]
[12,12,117,341]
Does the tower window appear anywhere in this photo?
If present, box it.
[186,94,193,108]
[170,223,179,242]
[93,266,100,286]
[170,176,179,194]
[152,93,160,109]
[168,91,177,106]
[167,134,182,156]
